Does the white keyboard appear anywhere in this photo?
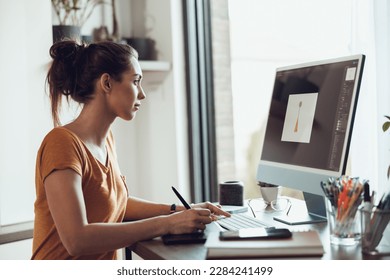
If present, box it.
[216,213,271,231]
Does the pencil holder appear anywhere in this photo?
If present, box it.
[326,199,361,246]
[219,181,244,206]
[360,207,390,256]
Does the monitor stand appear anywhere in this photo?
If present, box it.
[273,192,327,225]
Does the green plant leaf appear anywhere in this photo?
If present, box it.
[388,165,390,179]
[384,116,390,179]
[383,121,390,132]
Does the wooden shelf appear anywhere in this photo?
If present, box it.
[139,61,170,86]
[139,61,170,72]
[0,221,33,244]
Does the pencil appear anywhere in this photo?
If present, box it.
[171,186,192,209]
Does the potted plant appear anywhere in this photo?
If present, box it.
[383,115,390,179]
[51,0,104,43]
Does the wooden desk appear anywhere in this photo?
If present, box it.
[129,198,390,260]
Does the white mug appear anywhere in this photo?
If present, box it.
[259,185,280,205]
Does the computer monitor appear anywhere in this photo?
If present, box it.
[256,54,365,225]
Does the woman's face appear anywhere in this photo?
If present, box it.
[108,57,146,121]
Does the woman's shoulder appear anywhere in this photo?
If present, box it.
[43,126,78,141]
[37,127,86,179]
[40,127,84,150]
[38,127,87,166]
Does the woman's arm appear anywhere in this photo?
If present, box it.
[123,197,186,220]
[44,169,214,257]
[124,195,231,221]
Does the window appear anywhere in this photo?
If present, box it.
[209,0,389,198]
[183,0,218,202]
[185,0,390,201]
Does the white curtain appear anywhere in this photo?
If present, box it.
[350,0,390,196]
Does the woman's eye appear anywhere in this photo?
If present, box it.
[133,79,141,86]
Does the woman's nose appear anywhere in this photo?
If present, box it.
[138,87,146,100]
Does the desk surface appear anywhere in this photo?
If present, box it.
[129,198,390,260]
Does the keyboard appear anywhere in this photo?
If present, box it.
[216,213,271,231]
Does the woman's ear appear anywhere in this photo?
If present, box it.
[99,73,111,93]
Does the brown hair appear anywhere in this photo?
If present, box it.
[46,40,138,127]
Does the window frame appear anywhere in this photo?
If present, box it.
[183,0,218,202]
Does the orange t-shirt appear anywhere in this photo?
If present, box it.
[32,127,128,260]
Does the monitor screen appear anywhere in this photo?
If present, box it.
[256,54,365,224]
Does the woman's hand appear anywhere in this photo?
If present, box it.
[191,201,231,221]
[166,208,211,234]
[166,202,231,235]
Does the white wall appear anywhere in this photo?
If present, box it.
[0,239,32,260]
[0,0,53,260]
[112,0,190,202]
[0,0,53,226]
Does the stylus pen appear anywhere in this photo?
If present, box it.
[171,186,192,209]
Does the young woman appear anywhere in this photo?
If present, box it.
[32,40,229,260]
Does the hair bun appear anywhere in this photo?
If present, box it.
[50,40,85,63]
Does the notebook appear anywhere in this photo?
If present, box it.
[205,230,324,259]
